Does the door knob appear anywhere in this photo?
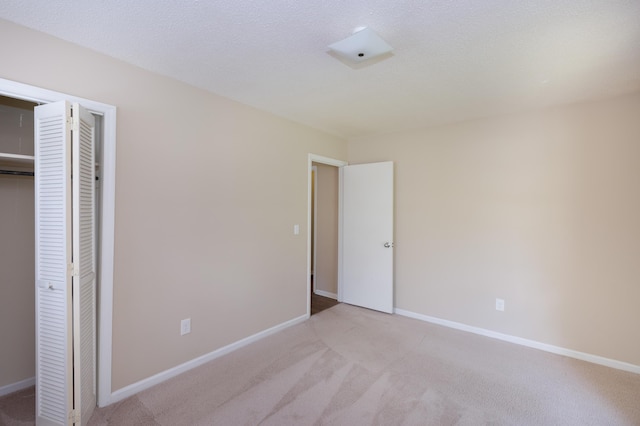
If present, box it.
[384,242,394,248]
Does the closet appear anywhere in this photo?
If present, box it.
[1,95,102,425]
[0,95,37,397]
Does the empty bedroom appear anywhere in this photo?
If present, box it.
[0,0,639,425]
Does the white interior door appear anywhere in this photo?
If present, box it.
[341,161,394,313]
[35,101,96,425]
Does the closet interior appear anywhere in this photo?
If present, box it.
[0,95,37,395]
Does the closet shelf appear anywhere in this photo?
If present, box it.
[0,152,35,165]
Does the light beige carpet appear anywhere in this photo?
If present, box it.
[0,386,34,426]
[2,303,640,425]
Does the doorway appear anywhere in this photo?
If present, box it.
[308,155,395,317]
[311,163,340,315]
[307,154,347,316]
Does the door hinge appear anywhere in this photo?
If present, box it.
[69,409,81,424]
[69,113,79,131]
[68,262,79,277]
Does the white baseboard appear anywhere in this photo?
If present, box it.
[0,377,35,397]
[314,289,338,300]
[394,308,640,375]
[109,314,308,405]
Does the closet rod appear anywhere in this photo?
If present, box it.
[0,170,34,177]
[0,170,99,180]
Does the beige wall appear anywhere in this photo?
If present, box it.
[349,92,640,367]
[0,99,35,389]
[0,19,347,391]
[313,163,339,296]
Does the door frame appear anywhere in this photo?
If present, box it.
[311,165,317,293]
[0,78,116,408]
[307,154,347,316]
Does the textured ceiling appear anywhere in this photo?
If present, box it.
[1,0,639,138]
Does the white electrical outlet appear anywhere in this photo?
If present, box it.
[180,318,191,335]
[293,224,300,235]
[495,298,505,312]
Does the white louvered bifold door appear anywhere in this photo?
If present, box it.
[35,101,73,426]
[71,103,96,426]
[35,102,97,426]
